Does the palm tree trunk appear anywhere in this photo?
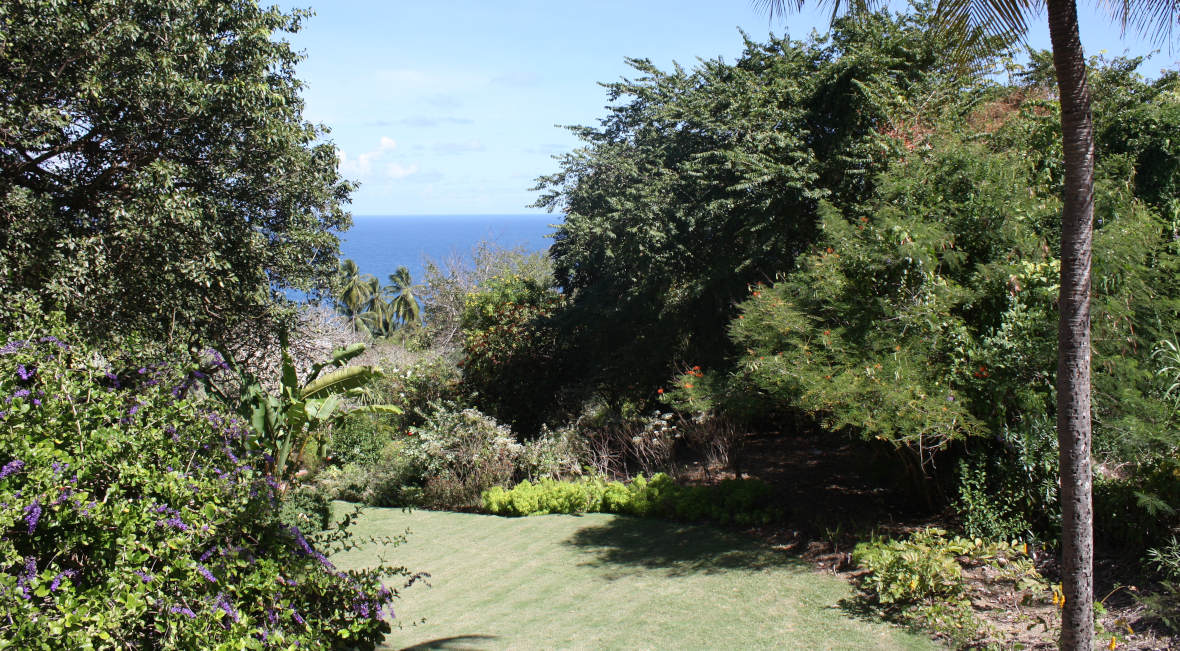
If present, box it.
[1046,0,1095,647]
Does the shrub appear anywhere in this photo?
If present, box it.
[327,412,401,468]
[518,425,583,481]
[575,407,680,478]
[278,485,332,533]
[459,273,570,436]
[376,354,464,427]
[403,406,522,508]
[851,529,1042,645]
[0,304,409,648]
[316,442,421,508]
[481,473,782,525]
[852,529,969,605]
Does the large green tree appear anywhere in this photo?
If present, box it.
[534,12,980,400]
[0,0,351,349]
[759,0,1177,646]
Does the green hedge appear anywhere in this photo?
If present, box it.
[482,473,781,525]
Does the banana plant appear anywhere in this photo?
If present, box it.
[230,330,401,479]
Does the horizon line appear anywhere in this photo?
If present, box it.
[352,212,560,217]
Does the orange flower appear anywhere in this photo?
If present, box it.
[684,383,694,389]
[860,217,868,223]
[692,365,701,371]
[657,388,664,395]
[826,247,834,254]
[823,330,830,336]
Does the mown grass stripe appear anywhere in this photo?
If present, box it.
[330,505,940,650]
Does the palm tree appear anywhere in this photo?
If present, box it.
[336,259,378,335]
[359,295,397,338]
[757,0,1175,647]
[384,266,423,329]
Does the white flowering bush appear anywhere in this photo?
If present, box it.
[402,406,522,508]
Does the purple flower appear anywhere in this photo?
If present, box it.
[0,340,28,355]
[134,570,154,584]
[353,601,371,618]
[8,389,30,402]
[291,608,305,626]
[52,488,74,506]
[128,404,139,416]
[51,461,68,476]
[215,594,239,622]
[50,569,76,592]
[195,563,217,583]
[156,516,189,531]
[17,556,36,599]
[24,500,41,533]
[169,605,197,619]
[16,364,34,381]
[0,459,24,479]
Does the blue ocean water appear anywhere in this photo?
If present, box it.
[338,214,560,286]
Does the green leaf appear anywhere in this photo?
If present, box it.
[301,366,382,400]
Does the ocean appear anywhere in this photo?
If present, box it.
[338,214,561,286]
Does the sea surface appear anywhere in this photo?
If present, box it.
[338,214,561,286]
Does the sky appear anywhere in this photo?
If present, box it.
[275,0,1175,216]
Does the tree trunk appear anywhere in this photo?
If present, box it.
[1046,0,1095,648]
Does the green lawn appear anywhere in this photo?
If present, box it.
[330,505,941,650]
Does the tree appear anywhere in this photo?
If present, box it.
[757,0,1176,646]
[385,266,423,328]
[0,0,352,349]
[534,12,979,402]
[336,259,378,334]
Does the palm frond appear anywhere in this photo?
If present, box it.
[1104,0,1180,47]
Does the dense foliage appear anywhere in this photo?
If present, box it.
[850,529,1043,644]
[0,302,407,649]
[534,10,992,398]
[459,274,569,435]
[0,0,351,348]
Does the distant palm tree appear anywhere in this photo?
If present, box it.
[757,0,1176,647]
[359,296,397,338]
[336,259,378,334]
[384,266,423,329]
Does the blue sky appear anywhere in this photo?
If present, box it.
[275,1,1173,216]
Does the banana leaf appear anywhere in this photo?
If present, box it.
[301,365,383,400]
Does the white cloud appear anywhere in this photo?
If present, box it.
[386,163,420,179]
[337,136,399,178]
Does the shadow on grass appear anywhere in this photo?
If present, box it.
[398,634,498,650]
[562,514,806,578]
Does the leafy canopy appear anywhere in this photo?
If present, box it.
[533,9,996,399]
[0,0,352,348]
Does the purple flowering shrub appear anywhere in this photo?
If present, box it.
[0,306,416,649]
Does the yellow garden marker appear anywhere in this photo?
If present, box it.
[1109,635,1117,650]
